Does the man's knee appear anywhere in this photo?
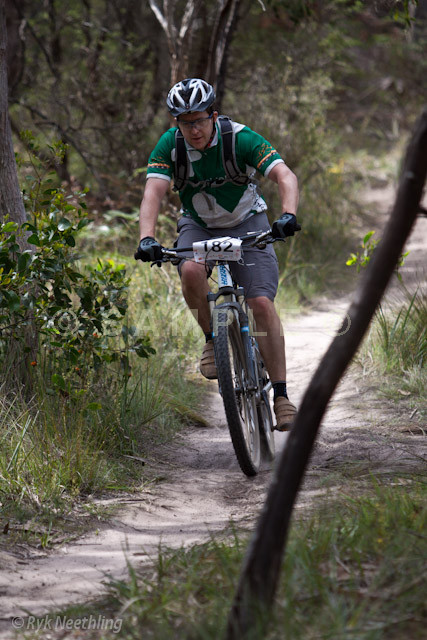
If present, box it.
[181,261,208,289]
[247,296,275,317]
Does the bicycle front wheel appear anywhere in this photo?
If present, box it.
[214,308,261,476]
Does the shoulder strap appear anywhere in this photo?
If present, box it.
[173,128,188,192]
[218,116,251,186]
[173,117,252,192]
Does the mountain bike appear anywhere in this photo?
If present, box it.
[147,229,284,476]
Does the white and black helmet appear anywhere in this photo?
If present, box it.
[166,78,216,117]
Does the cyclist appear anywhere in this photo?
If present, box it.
[135,78,300,431]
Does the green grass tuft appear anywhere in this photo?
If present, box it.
[46,481,425,639]
[359,287,426,403]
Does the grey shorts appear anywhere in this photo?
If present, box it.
[175,213,279,301]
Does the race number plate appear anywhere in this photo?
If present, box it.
[193,237,242,263]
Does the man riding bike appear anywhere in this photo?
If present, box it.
[135,78,300,431]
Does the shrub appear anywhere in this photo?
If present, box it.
[0,140,154,393]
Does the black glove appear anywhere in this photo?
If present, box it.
[134,236,163,262]
[271,213,301,239]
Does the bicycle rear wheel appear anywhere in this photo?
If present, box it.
[251,340,275,462]
[258,389,275,462]
[214,308,261,476]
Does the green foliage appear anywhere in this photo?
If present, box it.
[375,291,426,370]
[0,139,209,524]
[0,139,168,522]
[0,392,112,516]
[346,230,409,277]
[346,230,379,271]
[0,140,154,391]
[225,21,357,298]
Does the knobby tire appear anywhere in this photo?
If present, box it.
[215,309,261,476]
[252,338,275,462]
[258,389,275,462]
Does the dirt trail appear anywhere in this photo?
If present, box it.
[0,193,425,637]
[0,303,354,625]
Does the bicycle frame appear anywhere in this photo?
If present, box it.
[208,262,262,402]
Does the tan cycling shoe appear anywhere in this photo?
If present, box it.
[199,340,217,379]
[274,396,297,431]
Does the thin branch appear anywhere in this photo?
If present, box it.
[206,0,240,84]
[179,0,196,41]
[17,102,106,192]
[11,0,57,77]
[164,0,177,41]
[148,0,168,33]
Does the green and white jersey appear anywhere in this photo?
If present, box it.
[146,120,284,228]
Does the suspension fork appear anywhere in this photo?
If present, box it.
[208,263,259,394]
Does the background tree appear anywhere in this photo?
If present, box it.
[4,0,245,202]
[0,0,26,230]
[6,0,167,199]
[5,0,426,213]
[414,0,427,41]
[148,0,242,107]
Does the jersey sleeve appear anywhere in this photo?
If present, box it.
[235,126,284,177]
[146,129,176,181]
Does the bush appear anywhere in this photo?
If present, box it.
[0,141,154,394]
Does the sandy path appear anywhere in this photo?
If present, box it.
[0,303,350,624]
[0,203,425,637]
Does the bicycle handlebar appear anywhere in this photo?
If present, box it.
[158,229,280,264]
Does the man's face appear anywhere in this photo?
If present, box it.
[177,110,218,150]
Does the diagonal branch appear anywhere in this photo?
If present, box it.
[179,0,196,41]
[18,102,106,193]
[11,0,57,78]
[226,108,427,639]
[164,0,177,41]
[148,0,168,32]
[205,0,240,86]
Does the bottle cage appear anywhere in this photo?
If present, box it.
[173,116,254,192]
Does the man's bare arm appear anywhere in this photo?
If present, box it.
[139,178,170,239]
[267,163,299,214]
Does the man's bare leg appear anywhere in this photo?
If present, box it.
[246,296,286,382]
[180,261,211,332]
[247,296,296,431]
[181,261,217,378]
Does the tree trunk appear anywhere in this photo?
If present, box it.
[5,0,25,99]
[414,0,427,42]
[204,0,241,109]
[226,108,427,639]
[0,0,26,229]
[148,0,240,108]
